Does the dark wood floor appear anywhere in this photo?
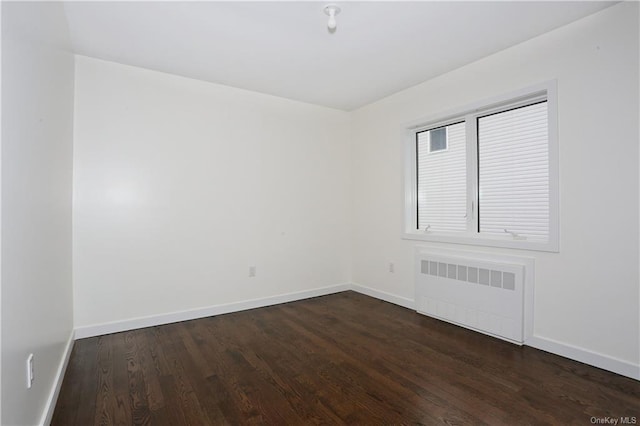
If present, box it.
[52,291,639,425]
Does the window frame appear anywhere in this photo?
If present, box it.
[403,81,559,252]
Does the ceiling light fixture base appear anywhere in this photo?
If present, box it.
[323,4,341,31]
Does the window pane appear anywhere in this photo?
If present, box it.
[416,122,466,232]
[477,102,549,241]
[429,128,447,152]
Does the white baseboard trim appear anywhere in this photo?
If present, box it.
[527,335,640,381]
[350,282,415,310]
[351,283,639,381]
[74,283,351,339]
[40,330,75,426]
[72,282,638,382]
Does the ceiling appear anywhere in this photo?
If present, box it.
[62,1,615,111]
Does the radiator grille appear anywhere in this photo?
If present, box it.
[420,259,516,290]
[415,250,525,344]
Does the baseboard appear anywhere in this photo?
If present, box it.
[72,282,638,382]
[527,335,640,381]
[350,283,639,381]
[74,283,351,339]
[40,330,75,426]
[350,282,415,310]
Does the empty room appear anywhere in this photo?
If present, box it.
[1,1,639,425]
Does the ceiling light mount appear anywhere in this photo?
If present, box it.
[323,4,341,31]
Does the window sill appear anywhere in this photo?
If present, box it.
[402,231,559,253]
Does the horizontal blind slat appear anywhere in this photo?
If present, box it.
[417,121,466,232]
[478,101,549,240]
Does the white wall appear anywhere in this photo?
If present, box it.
[73,56,352,330]
[350,2,639,377]
[1,2,75,425]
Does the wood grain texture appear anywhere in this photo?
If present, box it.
[52,291,640,425]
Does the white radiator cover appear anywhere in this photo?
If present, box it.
[415,249,525,344]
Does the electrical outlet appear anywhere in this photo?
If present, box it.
[26,353,34,389]
[249,266,256,277]
[389,262,395,273]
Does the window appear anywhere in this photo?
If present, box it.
[427,127,448,152]
[404,82,558,252]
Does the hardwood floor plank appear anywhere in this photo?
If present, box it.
[52,291,640,425]
[116,331,151,426]
[50,339,90,425]
[157,374,190,425]
[72,337,100,425]
[94,334,117,426]
[107,334,134,426]
[134,330,165,413]
[156,325,212,425]
[166,323,229,424]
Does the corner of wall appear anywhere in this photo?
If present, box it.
[39,331,75,426]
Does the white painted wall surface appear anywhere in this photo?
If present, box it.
[350,2,639,374]
[1,4,3,421]
[1,2,75,425]
[73,56,352,329]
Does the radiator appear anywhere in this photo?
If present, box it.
[415,249,525,344]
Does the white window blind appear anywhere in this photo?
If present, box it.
[416,122,466,232]
[477,102,549,241]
